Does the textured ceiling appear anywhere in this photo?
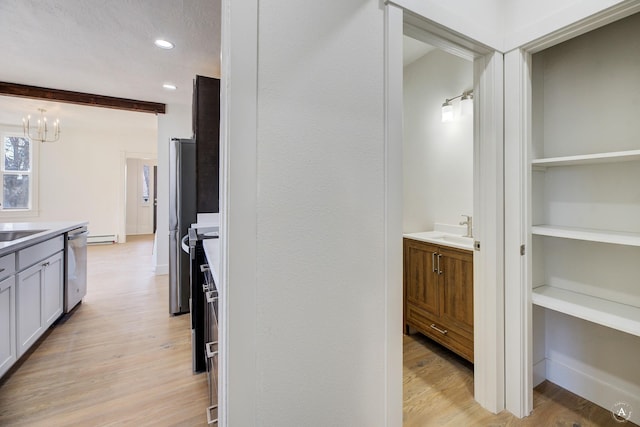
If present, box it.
[0,0,220,110]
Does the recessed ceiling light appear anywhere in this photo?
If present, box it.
[163,83,177,90]
[154,39,174,49]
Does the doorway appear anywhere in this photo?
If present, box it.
[387,6,505,414]
[402,38,473,232]
[125,157,158,237]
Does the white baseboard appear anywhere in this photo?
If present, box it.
[155,264,169,275]
[532,359,546,388]
[87,234,117,245]
[545,357,640,425]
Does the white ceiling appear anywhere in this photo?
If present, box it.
[0,0,220,119]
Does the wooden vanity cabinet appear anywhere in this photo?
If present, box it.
[403,238,474,362]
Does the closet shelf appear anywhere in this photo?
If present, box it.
[532,225,640,247]
[531,149,640,167]
[532,285,640,337]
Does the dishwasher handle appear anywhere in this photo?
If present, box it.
[67,227,88,241]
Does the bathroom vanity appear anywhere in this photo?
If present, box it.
[403,230,474,362]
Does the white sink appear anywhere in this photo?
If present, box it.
[403,231,474,251]
[441,235,473,245]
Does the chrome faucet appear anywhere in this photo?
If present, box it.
[460,215,473,238]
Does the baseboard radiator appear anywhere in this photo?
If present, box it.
[87,234,117,245]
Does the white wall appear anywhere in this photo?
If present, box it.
[0,105,157,239]
[255,1,387,422]
[403,49,473,233]
[503,0,634,51]
[0,96,189,277]
[154,103,191,275]
[390,0,504,50]
[224,0,400,425]
[221,1,640,424]
[392,0,636,52]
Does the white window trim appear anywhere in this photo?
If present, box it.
[0,131,39,219]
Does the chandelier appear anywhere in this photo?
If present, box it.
[22,108,60,143]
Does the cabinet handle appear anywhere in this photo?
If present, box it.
[206,291,218,303]
[206,404,218,424]
[437,254,443,275]
[0,268,4,273]
[432,253,436,273]
[430,323,448,335]
[200,264,210,272]
[42,261,50,267]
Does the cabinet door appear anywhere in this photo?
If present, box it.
[439,247,474,336]
[0,275,16,377]
[194,75,221,213]
[43,251,64,328]
[16,263,44,357]
[404,239,440,318]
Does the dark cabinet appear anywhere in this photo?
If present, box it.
[193,75,221,213]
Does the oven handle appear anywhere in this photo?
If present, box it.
[181,235,190,254]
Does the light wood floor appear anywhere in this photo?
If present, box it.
[1,236,636,426]
[0,235,208,426]
[404,333,636,426]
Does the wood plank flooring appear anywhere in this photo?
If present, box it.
[1,235,636,426]
[0,235,208,426]
[404,333,637,426]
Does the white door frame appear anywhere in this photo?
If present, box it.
[386,1,506,413]
[503,0,640,418]
[218,0,259,425]
[119,151,157,244]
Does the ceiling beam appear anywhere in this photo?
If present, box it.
[0,81,166,114]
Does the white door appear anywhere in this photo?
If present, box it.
[126,158,156,235]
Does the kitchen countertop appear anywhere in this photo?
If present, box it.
[0,221,89,256]
[202,238,220,290]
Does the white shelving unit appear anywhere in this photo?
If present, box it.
[531,149,640,167]
[528,12,640,424]
[532,285,640,338]
[531,225,640,247]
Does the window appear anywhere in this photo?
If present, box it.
[141,164,150,204]
[1,133,36,214]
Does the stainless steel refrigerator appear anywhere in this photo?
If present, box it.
[169,138,197,315]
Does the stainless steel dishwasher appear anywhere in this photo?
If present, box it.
[65,226,88,313]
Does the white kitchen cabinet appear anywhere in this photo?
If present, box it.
[16,261,45,357]
[42,251,64,328]
[529,12,640,423]
[16,250,64,358]
[0,275,16,378]
[0,223,85,382]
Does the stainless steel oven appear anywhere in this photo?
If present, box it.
[186,224,219,423]
[203,266,218,424]
[187,225,219,374]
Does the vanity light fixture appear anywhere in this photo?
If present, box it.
[460,91,473,116]
[163,83,177,90]
[441,100,454,123]
[441,90,473,122]
[22,109,60,143]
[154,39,175,49]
